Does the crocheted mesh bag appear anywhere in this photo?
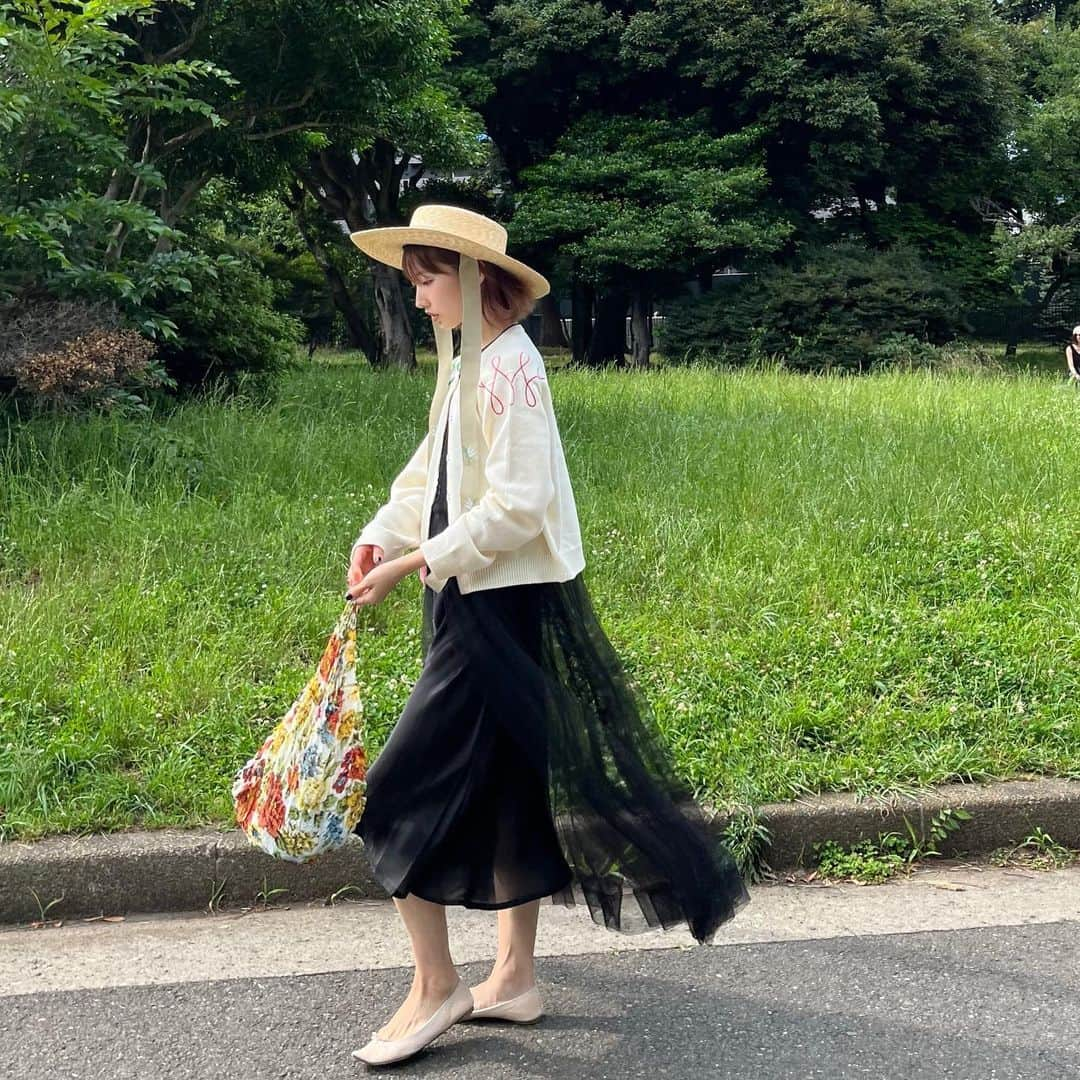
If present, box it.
[231,601,366,862]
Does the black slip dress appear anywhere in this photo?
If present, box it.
[355,400,750,945]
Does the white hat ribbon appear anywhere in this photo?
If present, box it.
[427,254,486,509]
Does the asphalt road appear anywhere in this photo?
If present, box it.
[3,920,1079,1079]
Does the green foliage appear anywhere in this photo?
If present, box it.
[854,205,1013,309]
[866,332,940,371]
[983,19,1080,313]
[814,807,972,884]
[720,805,774,884]
[154,231,304,395]
[867,335,1009,375]
[261,250,339,346]
[709,0,1019,219]
[195,183,338,345]
[514,109,791,290]
[814,837,906,884]
[657,243,966,371]
[467,0,1020,353]
[0,0,488,392]
[988,827,1076,870]
[0,0,232,334]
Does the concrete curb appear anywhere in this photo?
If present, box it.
[2,777,1078,924]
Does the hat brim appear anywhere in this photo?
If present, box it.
[349,226,550,299]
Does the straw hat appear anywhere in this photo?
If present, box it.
[349,204,549,299]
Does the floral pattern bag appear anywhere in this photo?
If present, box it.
[231,601,368,862]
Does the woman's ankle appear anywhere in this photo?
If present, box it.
[411,968,460,997]
[486,958,535,992]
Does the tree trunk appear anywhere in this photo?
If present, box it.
[320,258,375,355]
[537,293,567,348]
[629,287,652,368]
[371,261,415,370]
[284,181,378,359]
[586,288,629,367]
[153,173,211,255]
[999,258,1041,360]
[300,142,416,371]
[856,192,878,247]
[299,227,376,356]
[1003,297,1021,359]
[570,277,593,365]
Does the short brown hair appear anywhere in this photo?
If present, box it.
[401,243,537,326]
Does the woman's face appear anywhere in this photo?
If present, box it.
[411,265,483,331]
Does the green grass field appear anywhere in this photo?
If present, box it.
[2,342,1079,842]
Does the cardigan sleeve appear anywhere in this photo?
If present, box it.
[351,432,430,561]
[419,351,555,581]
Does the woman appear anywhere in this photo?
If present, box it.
[1066,326,1080,382]
[344,205,750,1067]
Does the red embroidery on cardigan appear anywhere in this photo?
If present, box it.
[478,351,546,415]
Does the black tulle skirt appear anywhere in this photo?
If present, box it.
[355,426,750,945]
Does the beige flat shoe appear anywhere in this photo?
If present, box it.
[352,979,474,1066]
[465,984,544,1024]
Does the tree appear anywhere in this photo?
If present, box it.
[0,0,230,337]
[201,0,484,369]
[456,0,1020,364]
[974,17,1080,355]
[514,110,790,366]
[26,0,485,369]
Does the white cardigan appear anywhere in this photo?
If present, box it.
[352,324,586,595]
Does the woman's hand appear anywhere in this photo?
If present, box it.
[347,558,408,606]
[346,548,428,606]
[349,543,384,588]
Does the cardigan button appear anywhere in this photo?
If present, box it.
[463,496,476,510]
[463,444,478,461]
